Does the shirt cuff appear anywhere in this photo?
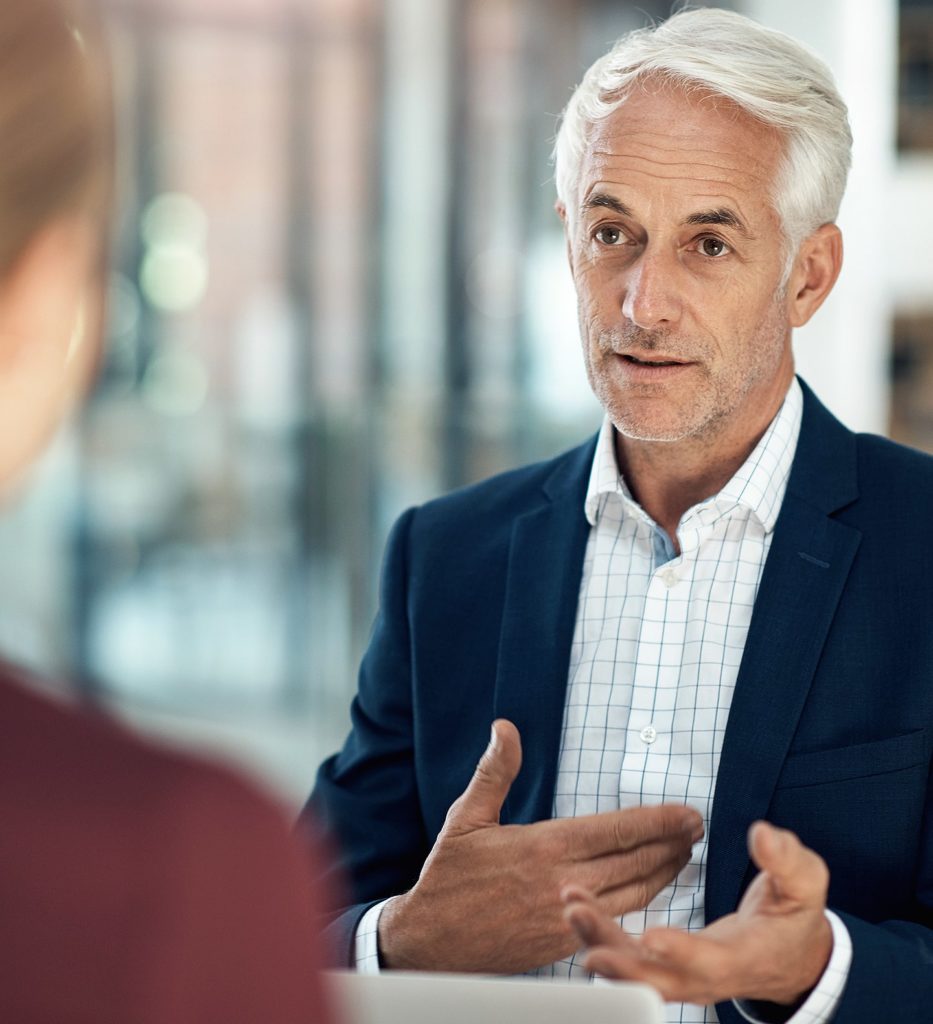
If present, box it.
[353,898,396,973]
[734,910,852,1024]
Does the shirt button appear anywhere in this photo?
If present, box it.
[660,567,679,588]
[639,725,658,744]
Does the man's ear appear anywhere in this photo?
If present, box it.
[787,223,843,328]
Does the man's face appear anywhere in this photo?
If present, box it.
[564,81,795,447]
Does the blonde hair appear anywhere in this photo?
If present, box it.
[554,8,852,260]
[0,0,112,279]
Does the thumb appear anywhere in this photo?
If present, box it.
[748,821,829,905]
[444,719,522,832]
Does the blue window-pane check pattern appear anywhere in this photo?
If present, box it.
[525,381,843,1024]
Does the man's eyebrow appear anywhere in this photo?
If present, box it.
[582,192,633,218]
[684,207,752,237]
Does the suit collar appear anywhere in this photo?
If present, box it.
[539,376,857,514]
[582,379,806,534]
[786,377,859,515]
[541,433,598,505]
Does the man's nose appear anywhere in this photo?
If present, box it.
[620,248,683,329]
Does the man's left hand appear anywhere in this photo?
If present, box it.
[563,821,834,1007]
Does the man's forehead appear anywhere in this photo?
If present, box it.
[581,134,777,192]
[575,154,779,234]
[578,85,784,208]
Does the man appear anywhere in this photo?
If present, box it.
[306,8,933,1024]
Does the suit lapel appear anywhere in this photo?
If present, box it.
[707,380,862,922]
[493,441,594,825]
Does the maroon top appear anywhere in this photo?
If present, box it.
[0,666,336,1024]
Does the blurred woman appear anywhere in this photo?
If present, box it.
[0,3,335,1021]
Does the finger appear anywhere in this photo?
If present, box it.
[637,928,741,1004]
[585,929,722,1003]
[573,837,695,897]
[598,849,695,917]
[565,804,704,858]
[583,947,685,1001]
[565,894,713,1002]
[747,821,828,904]
[562,889,635,951]
[443,719,522,832]
[641,926,708,965]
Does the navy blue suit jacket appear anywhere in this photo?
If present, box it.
[307,381,933,1023]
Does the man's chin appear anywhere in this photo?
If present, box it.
[591,372,715,445]
[608,406,709,444]
[613,423,696,444]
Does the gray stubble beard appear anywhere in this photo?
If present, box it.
[583,292,790,445]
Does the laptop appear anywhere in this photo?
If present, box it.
[324,970,664,1024]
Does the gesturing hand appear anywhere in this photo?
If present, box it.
[379,719,703,974]
[563,821,834,1007]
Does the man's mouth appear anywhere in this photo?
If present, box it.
[621,354,689,367]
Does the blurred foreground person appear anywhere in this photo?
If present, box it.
[0,3,335,1022]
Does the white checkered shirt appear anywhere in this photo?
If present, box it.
[356,379,852,1023]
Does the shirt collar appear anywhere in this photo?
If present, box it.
[583,377,804,534]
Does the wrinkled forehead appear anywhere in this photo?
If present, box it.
[576,80,786,225]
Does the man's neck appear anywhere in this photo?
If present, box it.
[613,377,793,551]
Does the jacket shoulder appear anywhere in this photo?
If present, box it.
[855,430,933,489]
[842,432,933,555]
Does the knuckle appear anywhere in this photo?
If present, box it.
[630,843,653,876]
[810,851,830,890]
[614,811,647,848]
[608,879,650,915]
[543,832,567,866]
[471,755,499,787]
[631,881,651,909]
[523,826,553,863]
[707,956,731,991]
[443,795,465,827]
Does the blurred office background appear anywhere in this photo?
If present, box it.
[3,0,931,807]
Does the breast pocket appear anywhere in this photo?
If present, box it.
[768,729,930,921]
[776,729,928,790]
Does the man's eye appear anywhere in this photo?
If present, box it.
[595,226,624,246]
[698,236,731,258]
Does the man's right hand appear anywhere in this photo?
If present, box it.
[378,719,704,973]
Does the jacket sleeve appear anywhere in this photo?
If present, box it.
[301,507,431,966]
[827,914,933,1020]
[826,752,933,1021]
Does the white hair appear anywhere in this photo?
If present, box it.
[553,7,852,262]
